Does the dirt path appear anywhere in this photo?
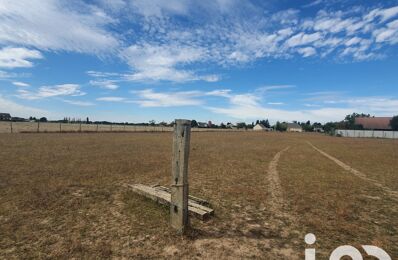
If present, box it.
[191,147,301,259]
[265,146,302,259]
[267,147,290,212]
[307,141,398,200]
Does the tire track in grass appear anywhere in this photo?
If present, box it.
[307,141,398,201]
[266,146,302,260]
[267,146,290,212]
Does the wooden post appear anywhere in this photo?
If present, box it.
[10,121,13,133]
[170,119,191,233]
[37,121,40,133]
[79,122,82,132]
[96,124,99,132]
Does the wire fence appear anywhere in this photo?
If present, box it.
[0,121,250,133]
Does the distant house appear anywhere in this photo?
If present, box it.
[286,123,302,132]
[226,123,237,129]
[313,127,324,133]
[253,123,266,131]
[355,117,392,130]
[253,123,273,131]
[0,113,11,121]
[197,122,208,128]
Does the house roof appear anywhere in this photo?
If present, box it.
[287,123,302,129]
[355,117,392,130]
[254,123,266,129]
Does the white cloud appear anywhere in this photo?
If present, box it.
[0,0,119,54]
[365,6,398,23]
[133,89,203,107]
[0,95,49,118]
[122,43,219,82]
[285,32,322,47]
[17,84,84,100]
[323,97,398,114]
[130,0,189,18]
[63,99,95,106]
[208,101,353,123]
[117,3,398,81]
[0,47,43,68]
[89,80,119,90]
[258,85,296,92]
[373,19,398,43]
[297,47,317,57]
[12,81,30,87]
[205,89,398,123]
[96,97,126,102]
[205,89,232,97]
[0,71,15,79]
[345,37,362,46]
[86,70,123,78]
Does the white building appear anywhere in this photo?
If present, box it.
[253,123,273,131]
[286,123,303,132]
[253,124,266,131]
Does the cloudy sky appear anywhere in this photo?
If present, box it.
[1,0,398,123]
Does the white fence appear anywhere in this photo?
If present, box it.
[336,129,398,139]
[0,121,249,133]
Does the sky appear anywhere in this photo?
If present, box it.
[0,0,398,124]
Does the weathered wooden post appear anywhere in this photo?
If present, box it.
[10,121,13,133]
[171,119,191,233]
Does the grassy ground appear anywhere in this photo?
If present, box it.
[0,132,396,259]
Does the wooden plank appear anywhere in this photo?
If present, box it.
[154,186,210,207]
[127,184,213,220]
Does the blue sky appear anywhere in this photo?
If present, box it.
[1,0,398,124]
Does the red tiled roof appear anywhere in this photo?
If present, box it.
[355,117,392,130]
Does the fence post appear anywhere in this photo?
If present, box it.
[96,124,99,132]
[10,121,13,133]
[37,121,40,133]
[60,123,62,133]
[170,119,191,234]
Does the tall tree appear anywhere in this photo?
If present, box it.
[390,115,398,130]
[191,120,198,127]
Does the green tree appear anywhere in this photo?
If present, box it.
[275,121,287,131]
[236,122,246,129]
[390,116,398,130]
[191,120,198,127]
[260,119,270,128]
[344,112,370,129]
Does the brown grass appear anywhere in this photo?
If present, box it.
[0,132,397,259]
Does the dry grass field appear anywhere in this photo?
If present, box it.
[0,132,397,259]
